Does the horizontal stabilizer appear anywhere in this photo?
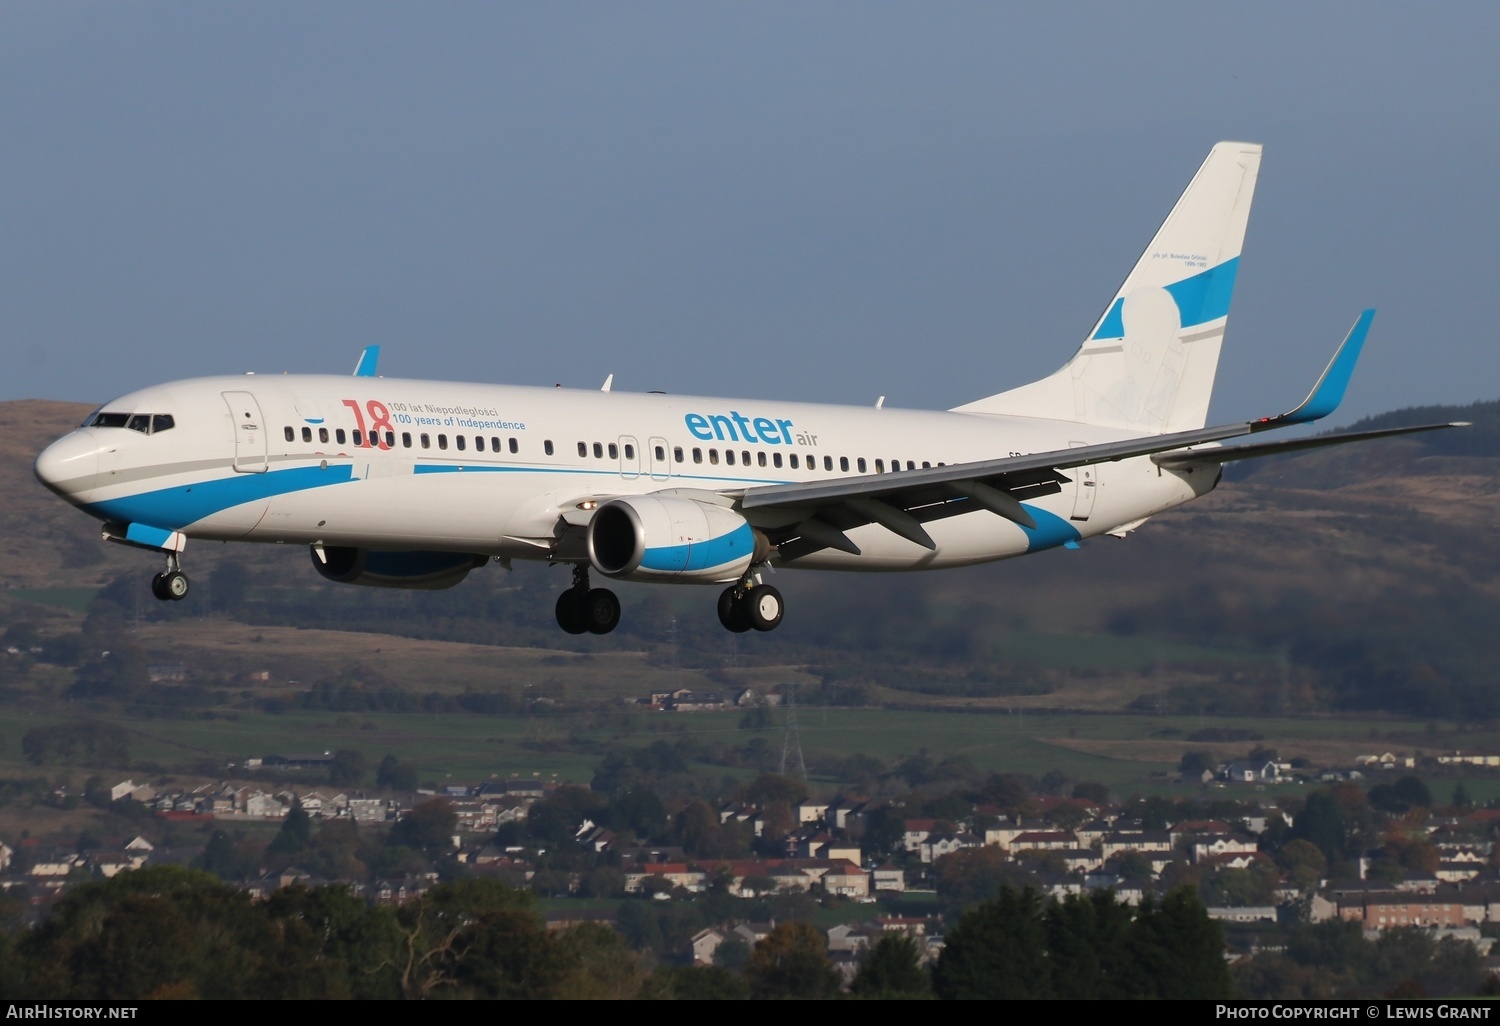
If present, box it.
[1152,421,1467,471]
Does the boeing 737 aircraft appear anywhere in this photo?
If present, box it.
[33,142,1460,636]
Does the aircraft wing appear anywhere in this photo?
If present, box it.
[734,311,1465,557]
[734,419,1259,556]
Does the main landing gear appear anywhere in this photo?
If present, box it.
[149,553,189,602]
[554,565,620,636]
[717,580,784,634]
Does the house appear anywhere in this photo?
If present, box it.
[903,820,938,853]
[1223,760,1279,784]
[691,928,726,965]
[1192,835,1260,864]
[872,863,906,893]
[797,801,830,825]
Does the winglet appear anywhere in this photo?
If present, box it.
[353,345,380,377]
[1259,309,1374,428]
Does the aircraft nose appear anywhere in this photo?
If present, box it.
[34,430,101,500]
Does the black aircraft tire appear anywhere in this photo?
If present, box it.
[745,584,784,632]
[717,587,752,633]
[150,573,172,602]
[555,591,588,635]
[583,588,621,635]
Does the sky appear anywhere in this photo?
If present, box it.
[3,2,1497,426]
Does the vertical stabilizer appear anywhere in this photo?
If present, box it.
[954,142,1262,432]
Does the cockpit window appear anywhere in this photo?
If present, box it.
[89,411,175,434]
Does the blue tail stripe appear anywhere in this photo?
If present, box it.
[1091,256,1238,340]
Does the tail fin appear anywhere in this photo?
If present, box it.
[954,141,1262,433]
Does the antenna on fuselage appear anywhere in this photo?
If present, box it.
[601,374,614,392]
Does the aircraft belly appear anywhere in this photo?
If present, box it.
[196,468,531,551]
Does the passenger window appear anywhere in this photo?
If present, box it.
[509,438,519,454]
[544,440,554,456]
[655,445,665,461]
[578,442,587,457]
[624,443,635,459]
[318,427,328,443]
[674,446,683,462]
[824,456,833,471]
[152,415,174,433]
[353,429,364,446]
[709,449,719,465]
[857,458,866,473]
[839,456,849,472]
[438,435,448,450]
[875,459,884,473]
[593,442,604,459]
[693,448,702,464]
[922,461,931,469]
[284,426,295,442]
[725,450,736,466]
[758,452,767,467]
[608,443,618,459]
[491,437,500,451]
[456,435,466,452]
[473,437,484,452]
[907,461,916,470]
[385,431,395,448]
[302,427,312,443]
[402,432,411,448]
[790,453,799,469]
[420,433,430,449]
[773,452,782,469]
[336,428,347,444]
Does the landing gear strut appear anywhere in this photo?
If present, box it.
[149,553,189,602]
[554,565,619,635]
[718,579,783,633]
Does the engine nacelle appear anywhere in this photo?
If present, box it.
[587,495,765,582]
[310,546,488,590]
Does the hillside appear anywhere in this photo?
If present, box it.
[5,399,1498,720]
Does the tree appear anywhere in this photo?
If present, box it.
[745,921,842,1000]
[933,887,1052,999]
[375,754,418,791]
[851,933,930,998]
[267,800,312,856]
[1179,750,1215,777]
[328,749,367,788]
[640,965,749,1000]
[1128,888,1233,999]
[388,799,457,855]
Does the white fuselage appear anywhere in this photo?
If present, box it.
[36,373,1212,575]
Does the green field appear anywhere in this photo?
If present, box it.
[1,703,1461,797]
[7,587,98,613]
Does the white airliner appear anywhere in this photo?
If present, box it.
[34,142,1459,636]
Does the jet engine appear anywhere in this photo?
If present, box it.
[310,546,488,590]
[587,495,767,582]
